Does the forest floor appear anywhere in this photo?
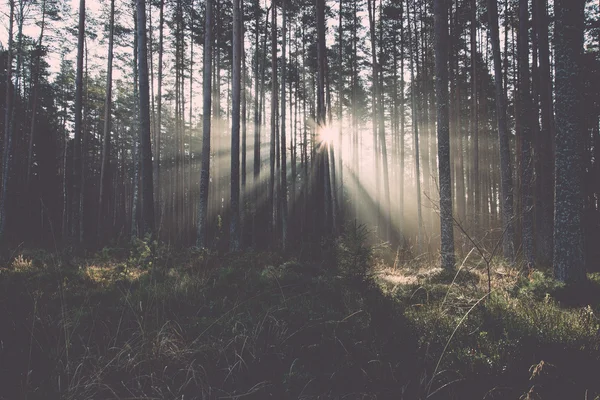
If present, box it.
[1,236,600,400]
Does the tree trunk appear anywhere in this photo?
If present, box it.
[553,0,586,283]
[470,0,479,231]
[269,0,277,241]
[487,0,515,263]
[98,0,115,243]
[280,0,288,246]
[409,0,423,250]
[317,0,328,233]
[197,0,213,247]
[26,0,47,193]
[434,0,455,270]
[518,0,534,266]
[0,0,15,241]
[70,0,85,242]
[156,0,164,226]
[367,0,381,235]
[534,0,554,266]
[230,0,242,251]
[137,0,155,236]
[399,0,405,238]
[338,0,344,221]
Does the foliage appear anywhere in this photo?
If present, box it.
[336,222,372,283]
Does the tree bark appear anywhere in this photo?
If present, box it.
[534,0,554,266]
[409,0,423,250]
[518,0,534,266]
[197,0,213,247]
[71,0,85,242]
[553,0,586,283]
[269,0,277,240]
[280,0,288,247]
[137,0,155,236]
[0,0,15,241]
[98,0,115,243]
[487,0,515,263]
[434,0,455,270]
[230,0,242,251]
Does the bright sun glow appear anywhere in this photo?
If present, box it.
[320,125,337,144]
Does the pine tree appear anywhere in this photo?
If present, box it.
[434,0,455,270]
[197,0,213,248]
[553,0,586,283]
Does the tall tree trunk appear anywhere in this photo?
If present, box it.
[230,0,242,251]
[253,3,262,187]
[188,3,195,242]
[338,0,344,221]
[241,4,247,243]
[137,0,155,235]
[316,0,328,235]
[470,0,479,231]
[269,0,277,240]
[367,0,381,234]
[434,0,455,270]
[81,36,89,244]
[132,21,140,239]
[518,0,534,266]
[26,0,46,193]
[71,0,85,242]
[0,0,15,241]
[488,0,515,262]
[409,0,423,250]
[156,0,164,226]
[197,0,213,247]
[553,0,586,283]
[280,0,288,246]
[399,0,405,238]
[534,0,554,266]
[377,0,390,240]
[352,0,359,220]
[98,0,115,243]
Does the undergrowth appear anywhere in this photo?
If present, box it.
[0,238,599,399]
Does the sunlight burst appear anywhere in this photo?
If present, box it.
[319,125,337,145]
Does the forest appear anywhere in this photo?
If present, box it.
[1,0,600,398]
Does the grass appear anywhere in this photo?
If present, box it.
[0,240,599,400]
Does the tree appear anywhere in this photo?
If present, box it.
[156,0,164,217]
[316,0,328,235]
[197,0,213,248]
[26,0,50,192]
[553,0,586,283]
[534,0,554,265]
[98,0,115,242]
[0,0,15,242]
[408,0,423,250]
[487,0,515,263]
[270,0,278,239]
[434,0,455,270]
[72,0,85,243]
[518,0,534,266]
[280,0,289,246]
[367,0,380,235]
[136,0,155,235]
[470,0,479,230]
[230,0,242,251]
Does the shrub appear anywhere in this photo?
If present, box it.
[336,221,372,283]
